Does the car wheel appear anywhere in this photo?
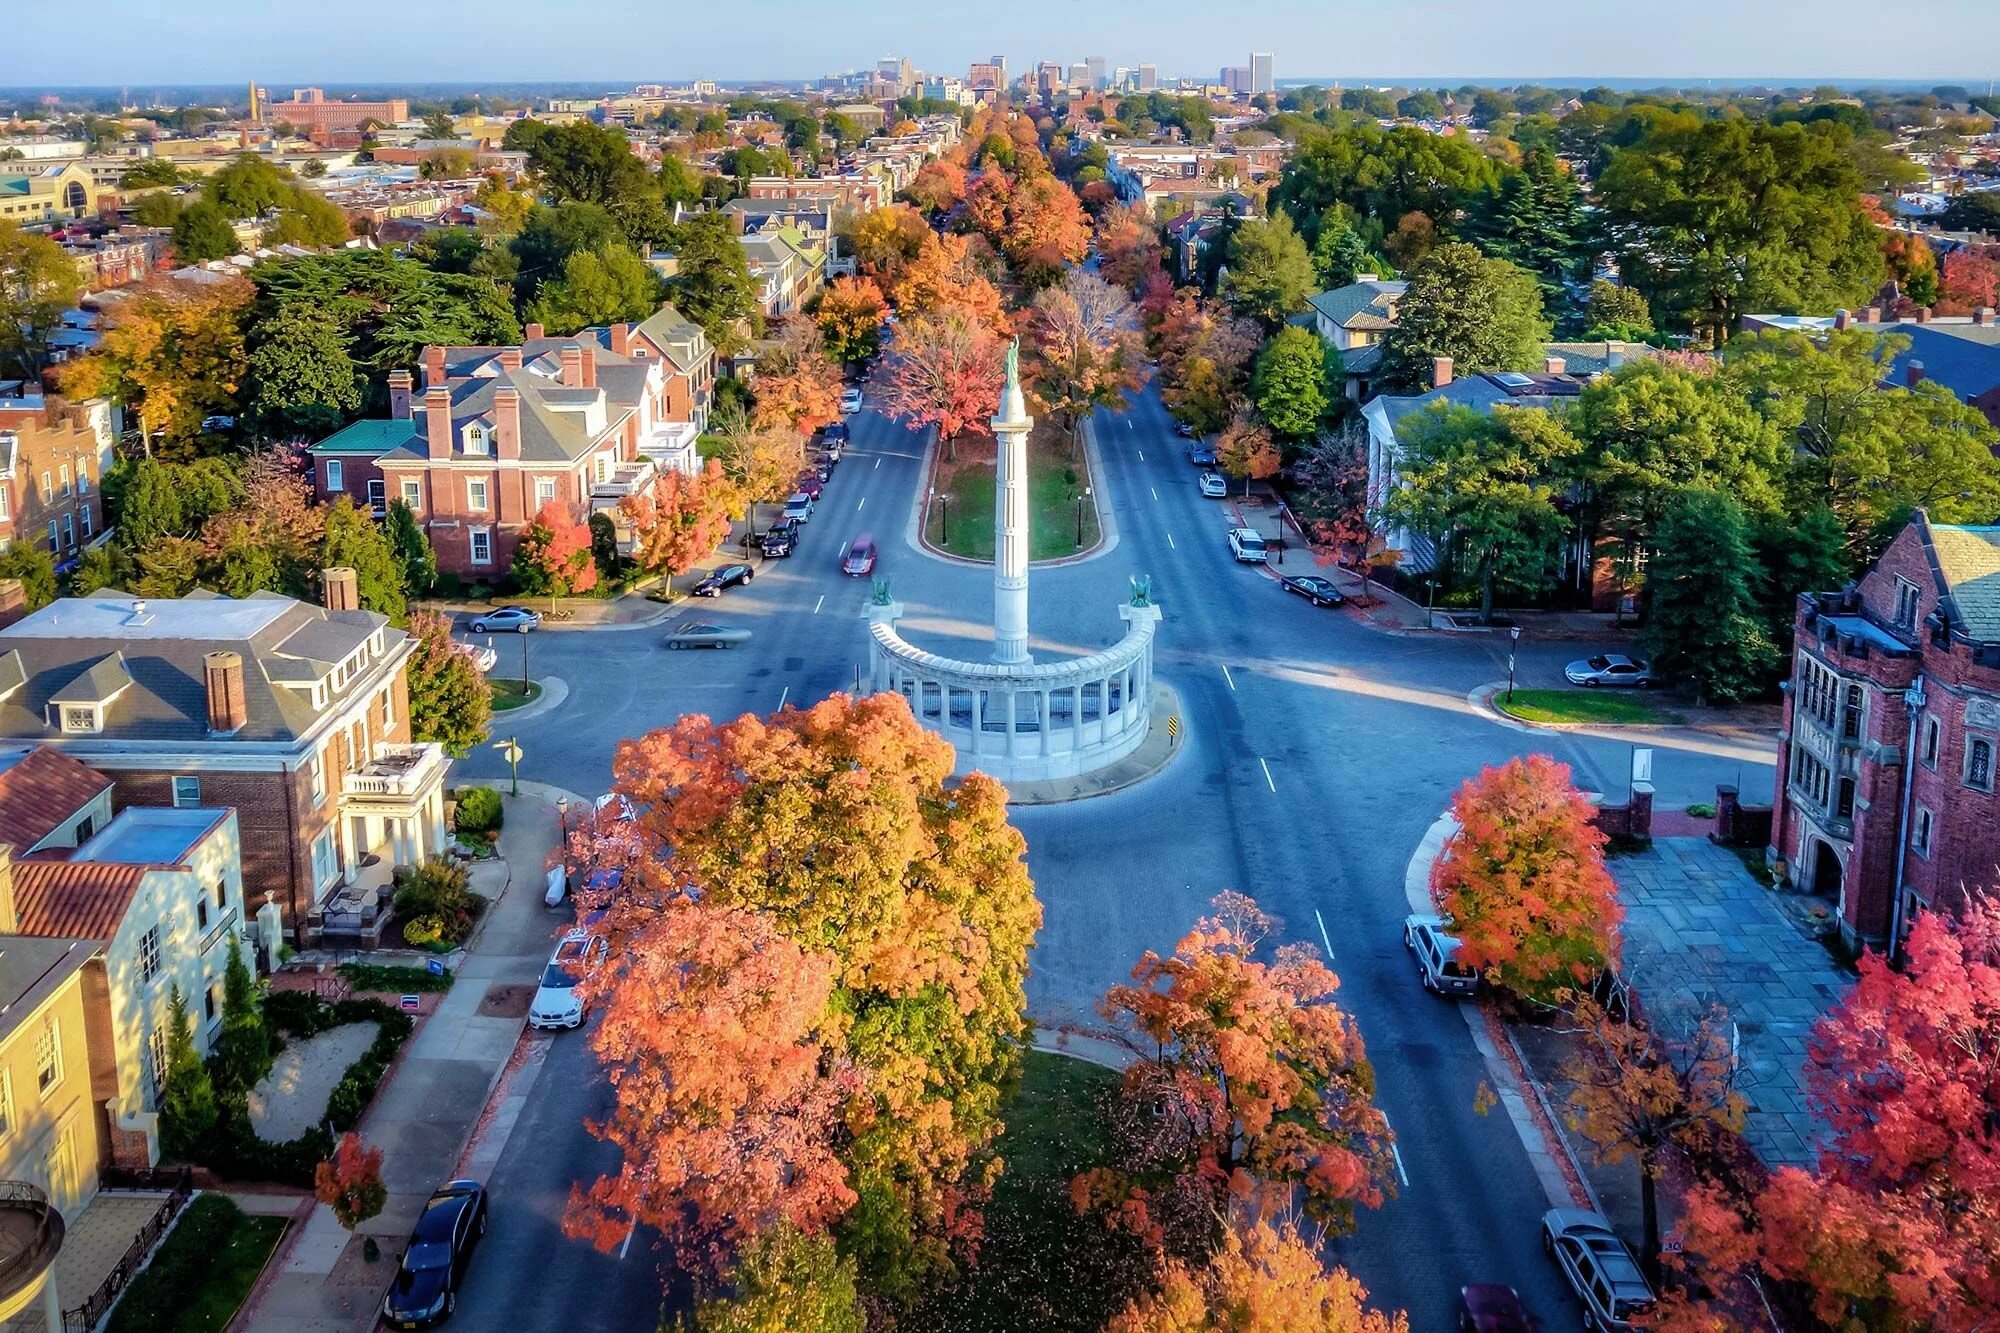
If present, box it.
[745,568,755,581]
[1583,1312,1599,1333]
[1637,679,1652,689]
[1542,1228,1555,1257]
[1582,678,1599,688]
[470,622,486,634]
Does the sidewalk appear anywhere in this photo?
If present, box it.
[240,795,565,1332]
[1221,491,1431,632]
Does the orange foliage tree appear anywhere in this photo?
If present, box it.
[816,275,888,364]
[752,323,843,435]
[1002,169,1092,288]
[1097,202,1168,296]
[891,232,1009,334]
[564,900,859,1274]
[315,1132,387,1230]
[879,309,1006,460]
[1430,755,1622,1003]
[844,204,930,286]
[59,276,251,457]
[1024,270,1147,449]
[1215,412,1281,498]
[575,693,1042,1306]
[1109,1215,1410,1333]
[510,500,599,596]
[1083,892,1393,1258]
[620,459,734,591]
[1670,899,2000,1331]
[1938,249,1998,315]
[906,159,967,216]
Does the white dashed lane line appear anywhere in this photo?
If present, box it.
[1259,757,1277,793]
[1221,664,1236,691]
[812,594,824,614]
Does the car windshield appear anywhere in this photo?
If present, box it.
[1241,535,1264,549]
[404,1242,452,1273]
[541,960,580,989]
[1587,656,1612,670]
[1613,1299,1651,1319]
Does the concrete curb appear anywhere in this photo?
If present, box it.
[1469,682,1780,766]
[489,674,569,723]
[903,420,1117,568]
[1030,1025,1140,1071]
[1404,812,1600,1213]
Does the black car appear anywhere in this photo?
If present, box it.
[1281,575,1345,607]
[823,420,849,443]
[758,520,799,557]
[383,1180,487,1327]
[694,563,755,597]
[1188,444,1218,467]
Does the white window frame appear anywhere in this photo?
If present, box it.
[57,464,69,497]
[400,478,422,509]
[45,521,56,552]
[147,1027,169,1107]
[380,690,394,729]
[0,486,10,521]
[138,926,162,984]
[464,425,489,456]
[326,459,344,492]
[0,1070,13,1141]
[308,749,325,804]
[171,775,200,807]
[311,828,339,889]
[466,478,489,512]
[59,704,97,734]
[38,472,51,504]
[34,1019,60,1099]
[535,477,557,506]
[366,478,385,511]
[469,526,493,566]
[75,460,88,494]
[79,506,90,539]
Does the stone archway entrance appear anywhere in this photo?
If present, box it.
[1809,839,1844,898]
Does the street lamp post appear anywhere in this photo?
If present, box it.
[556,794,569,895]
[1507,624,1522,704]
[521,627,531,693]
[1075,485,1092,547]
[940,492,951,546]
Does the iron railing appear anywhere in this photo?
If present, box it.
[62,1168,193,1332]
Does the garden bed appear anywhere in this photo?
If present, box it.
[107,1194,288,1333]
[1495,688,1684,727]
[488,677,543,711]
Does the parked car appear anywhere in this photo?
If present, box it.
[1403,914,1479,997]
[1281,575,1345,607]
[1175,421,1197,438]
[382,1180,489,1327]
[758,519,799,557]
[1565,654,1654,689]
[529,930,607,1031]
[1198,471,1228,497]
[823,420,849,446]
[1227,527,1268,564]
[693,564,755,597]
[815,449,839,473]
[664,622,751,650]
[1459,1284,1531,1333]
[794,471,825,500]
[1188,443,1218,467]
[469,606,540,634]
[1542,1209,1655,1332]
[840,386,865,413]
[783,492,815,524]
[843,535,878,576]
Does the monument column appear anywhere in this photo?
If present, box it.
[992,341,1033,666]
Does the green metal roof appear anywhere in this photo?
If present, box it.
[308,418,415,456]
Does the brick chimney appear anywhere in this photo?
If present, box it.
[1976,307,1997,326]
[559,346,584,388]
[524,322,545,341]
[1432,356,1453,389]
[1907,360,1926,387]
[321,566,359,612]
[1916,306,1933,324]
[1833,309,1853,330]
[204,651,247,734]
[1862,306,1882,324]
[423,345,447,389]
[499,348,523,371]
[387,369,414,420]
[1544,355,1566,375]
[0,845,15,935]
[580,342,597,389]
[493,385,521,459]
[424,386,453,457]
[609,323,632,357]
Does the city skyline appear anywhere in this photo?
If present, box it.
[6,0,1999,87]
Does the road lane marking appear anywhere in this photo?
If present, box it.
[856,497,866,512]
[1221,664,1236,690]
[1137,449,1144,461]
[1166,532,1175,550]
[1150,486,1159,500]
[1259,757,1276,792]
[777,685,789,710]
[1315,909,1334,961]
[619,1219,639,1259]
[812,594,824,614]
[874,457,882,469]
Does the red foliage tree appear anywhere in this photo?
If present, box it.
[563,900,859,1275]
[1429,756,1621,1003]
[890,232,1008,334]
[1003,170,1092,287]
[620,459,734,590]
[1083,892,1394,1255]
[905,159,967,216]
[315,1132,387,1230]
[1937,249,1998,315]
[878,309,1006,459]
[510,500,599,596]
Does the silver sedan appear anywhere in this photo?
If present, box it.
[1564,654,1654,688]
[663,622,752,650]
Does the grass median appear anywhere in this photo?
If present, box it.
[1496,688,1683,727]
[925,424,1101,562]
[488,677,543,711]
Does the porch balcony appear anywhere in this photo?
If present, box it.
[342,742,447,805]
[590,458,659,504]
[640,421,700,476]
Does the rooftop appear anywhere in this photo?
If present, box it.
[1930,522,2000,642]
[0,748,112,854]
[69,807,225,870]
[8,595,293,643]
[0,938,95,1044]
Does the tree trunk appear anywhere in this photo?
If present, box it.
[1479,565,1495,625]
[1639,1161,1663,1285]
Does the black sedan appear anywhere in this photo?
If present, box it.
[693,564,755,597]
[1280,575,1345,607]
[758,520,798,557]
[383,1180,487,1326]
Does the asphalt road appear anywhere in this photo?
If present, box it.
[450,378,1773,1331]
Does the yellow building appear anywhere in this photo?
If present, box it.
[0,163,98,225]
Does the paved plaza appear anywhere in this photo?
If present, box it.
[1611,837,1854,1167]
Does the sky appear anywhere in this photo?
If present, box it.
[4,0,1999,89]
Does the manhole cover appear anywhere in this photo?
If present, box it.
[478,983,533,1018]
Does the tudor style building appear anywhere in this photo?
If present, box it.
[1770,513,2000,954]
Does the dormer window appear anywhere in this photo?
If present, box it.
[57,704,99,734]
[464,425,490,456]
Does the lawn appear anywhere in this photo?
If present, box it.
[905,1050,1149,1333]
[108,1194,288,1333]
[926,425,1101,562]
[1496,688,1684,727]
[488,677,543,711]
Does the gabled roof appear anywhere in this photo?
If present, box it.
[1306,279,1407,332]
[12,858,149,942]
[0,939,96,1045]
[0,748,112,853]
[1927,522,2000,642]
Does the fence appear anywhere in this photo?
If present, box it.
[62,1168,194,1333]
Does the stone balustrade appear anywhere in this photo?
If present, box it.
[866,601,1161,783]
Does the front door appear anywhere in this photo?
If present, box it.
[1811,839,1844,897]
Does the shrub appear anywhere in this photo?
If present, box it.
[338,962,454,994]
[393,857,477,942]
[401,915,445,948]
[454,785,504,834]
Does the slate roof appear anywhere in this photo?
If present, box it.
[1880,324,2000,403]
[1306,280,1407,332]
[0,939,96,1044]
[0,748,113,853]
[1542,341,1657,379]
[1928,523,2000,643]
[0,593,400,746]
[308,418,412,457]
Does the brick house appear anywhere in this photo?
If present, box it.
[0,579,447,944]
[1769,513,2000,954]
[306,313,712,580]
[0,393,114,570]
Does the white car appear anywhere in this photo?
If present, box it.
[1227,527,1268,564]
[528,931,607,1030]
[1199,472,1228,498]
[783,492,815,524]
[840,386,864,414]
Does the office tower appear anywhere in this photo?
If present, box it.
[1221,67,1251,94]
[1251,52,1274,94]
[1137,64,1158,92]
[1085,56,1108,90]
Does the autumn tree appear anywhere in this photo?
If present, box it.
[1937,248,1997,314]
[688,1226,865,1333]
[1215,412,1281,499]
[511,500,600,597]
[315,1133,389,1230]
[1108,1215,1410,1333]
[1561,999,1745,1280]
[1155,293,1261,436]
[880,309,1006,460]
[1289,424,1379,594]
[1085,892,1392,1255]
[713,411,805,532]
[1097,202,1168,296]
[195,444,326,598]
[844,204,930,286]
[581,693,1042,1305]
[0,219,85,378]
[815,276,888,365]
[60,277,252,457]
[405,610,491,756]
[621,460,734,592]
[890,231,1007,334]
[1002,169,1092,287]
[1429,756,1621,1004]
[751,323,843,436]
[904,159,967,216]
[1024,270,1147,449]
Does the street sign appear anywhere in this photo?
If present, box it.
[400,995,421,1012]
[1663,1232,1683,1255]
[425,958,445,977]
[1165,715,1181,746]
[1631,747,1654,784]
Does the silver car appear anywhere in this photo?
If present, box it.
[1403,914,1478,997]
[1542,1209,1655,1332]
[663,622,751,650]
[469,606,541,634]
[1565,654,1653,688]
[1199,471,1228,497]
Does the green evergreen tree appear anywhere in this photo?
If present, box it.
[246,305,361,438]
[1380,242,1551,390]
[215,934,271,1095]
[1640,489,1777,704]
[1753,503,1850,657]
[1251,327,1332,439]
[385,500,437,595]
[319,496,409,624]
[0,544,57,611]
[1469,149,1584,312]
[69,543,135,595]
[1581,280,1655,342]
[1310,210,1373,290]
[1221,211,1316,328]
[669,215,759,355]
[158,986,218,1160]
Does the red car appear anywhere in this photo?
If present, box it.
[842,536,877,576]
[794,472,824,500]
[1459,1284,1531,1333]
